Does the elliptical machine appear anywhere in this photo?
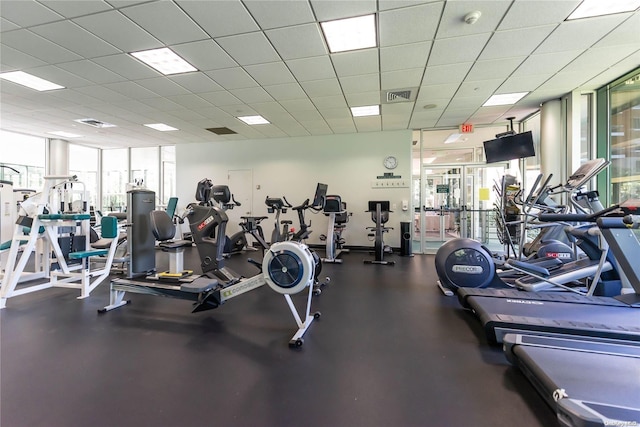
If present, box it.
[265,196,293,243]
[363,200,395,266]
[320,195,350,263]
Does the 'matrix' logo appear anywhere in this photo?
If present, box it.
[452,265,483,274]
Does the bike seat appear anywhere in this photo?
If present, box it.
[281,220,293,225]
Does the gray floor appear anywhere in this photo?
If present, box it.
[1,247,557,427]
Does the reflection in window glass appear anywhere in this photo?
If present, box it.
[131,147,158,199]
[0,130,45,190]
[102,149,128,212]
[609,72,640,204]
[581,94,592,163]
[69,144,99,208]
[522,113,542,190]
[161,146,175,204]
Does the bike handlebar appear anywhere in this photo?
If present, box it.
[538,204,620,223]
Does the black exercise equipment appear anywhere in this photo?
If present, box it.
[364,201,395,266]
[320,194,350,264]
[265,196,293,243]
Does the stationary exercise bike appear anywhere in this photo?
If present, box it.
[319,195,350,263]
[265,196,293,243]
[364,201,395,266]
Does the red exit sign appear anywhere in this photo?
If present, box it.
[459,123,474,133]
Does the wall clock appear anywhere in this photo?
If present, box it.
[383,155,398,170]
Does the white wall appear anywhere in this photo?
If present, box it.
[176,130,413,247]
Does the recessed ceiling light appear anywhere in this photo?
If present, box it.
[351,105,380,117]
[483,92,529,106]
[0,71,64,91]
[130,47,197,75]
[320,14,377,53]
[144,123,178,131]
[237,115,270,125]
[567,0,640,20]
[48,131,83,138]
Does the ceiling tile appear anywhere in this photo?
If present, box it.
[265,23,327,60]
[331,49,379,77]
[344,91,380,106]
[299,120,332,134]
[563,45,640,75]
[286,56,336,82]
[301,79,342,97]
[467,57,526,81]
[30,20,121,58]
[499,0,581,30]
[206,67,258,90]
[1,17,20,32]
[199,91,243,107]
[0,1,63,27]
[447,95,487,110]
[171,40,237,71]
[248,102,287,116]
[263,83,306,101]
[56,60,126,84]
[437,1,509,38]
[353,115,381,132]
[176,0,258,37]
[289,109,323,121]
[1,29,82,64]
[326,117,357,133]
[379,0,439,11]
[535,14,629,55]
[243,0,315,29]
[594,13,640,48]
[231,86,273,103]
[135,77,192,97]
[121,1,209,45]
[23,64,93,88]
[380,42,431,72]
[138,97,183,112]
[422,63,473,85]
[39,0,113,18]
[280,99,317,113]
[218,104,257,116]
[313,95,347,110]
[319,107,351,120]
[310,0,377,21]
[498,74,551,93]
[93,54,159,80]
[169,73,223,93]
[103,81,158,99]
[0,45,47,70]
[381,68,424,90]
[379,2,443,47]
[512,50,583,77]
[74,85,131,103]
[166,94,213,109]
[456,78,503,98]
[216,32,280,66]
[428,33,492,66]
[48,89,103,106]
[479,25,557,60]
[339,74,380,94]
[244,62,296,86]
[73,10,162,52]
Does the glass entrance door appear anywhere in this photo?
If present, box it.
[416,163,509,253]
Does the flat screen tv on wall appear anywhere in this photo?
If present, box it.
[483,131,535,163]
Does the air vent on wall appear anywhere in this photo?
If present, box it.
[207,127,237,135]
[382,88,418,104]
[74,118,116,128]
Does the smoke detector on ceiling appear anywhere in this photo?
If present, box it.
[464,11,482,25]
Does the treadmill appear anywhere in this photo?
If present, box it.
[503,333,640,427]
[459,209,640,344]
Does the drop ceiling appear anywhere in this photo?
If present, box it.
[1,0,639,149]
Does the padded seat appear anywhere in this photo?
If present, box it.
[150,210,192,249]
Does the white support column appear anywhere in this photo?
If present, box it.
[540,99,565,186]
[48,139,69,176]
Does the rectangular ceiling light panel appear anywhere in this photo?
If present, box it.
[567,0,640,20]
[351,105,380,117]
[321,14,377,53]
[144,123,178,131]
[483,92,529,106]
[0,71,64,91]
[237,115,270,125]
[130,47,197,75]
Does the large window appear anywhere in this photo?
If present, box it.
[69,144,99,208]
[0,130,46,190]
[102,149,128,212]
[609,71,640,204]
[131,147,159,201]
[581,93,593,163]
[161,146,175,204]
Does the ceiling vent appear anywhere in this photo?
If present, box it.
[207,127,237,135]
[74,118,116,128]
[382,87,418,104]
